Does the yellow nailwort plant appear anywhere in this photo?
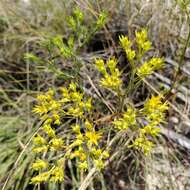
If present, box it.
[31,83,109,184]
[95,58,122,92]
[28,8,169,185]
[96,28,168,155]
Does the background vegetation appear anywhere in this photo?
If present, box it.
[0,0,190,189]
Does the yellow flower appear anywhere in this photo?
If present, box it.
[73,7,84,22]
[67,106,83,117]
[31,171,50,183]
[102,151,109,159]
[91,148,102,157]
[60,87,70,102]
[69,82,77,91]
[33,134,47,145]
[32,145,48,153]
[132,136,154,155]
[125,49,136,61]
[36,89,54,102]
[52,112,61,125]
[100,72,121,90]
[85,131,102,146]
[142,41,151,52]
[113,107,136,130]
[70,148,86,161]
[32,159,48,171]
[119,36,135,61]
[84,98,92,110]
[95,59,107,75]
[143,95,168,124]
[140,125,160,137]
[33,105,48,116]
[135,28,151,53]
[70,91,83,102]
[123,107,136,126]
[50,166,64,182]
[44,118,53,125]
[113,119,126,130]
[85,120,93,130]
[95,57,122,91]
[78,161,88,170]
[76,133,84,141]
[49,100,61,111]
[137,57,164,78]
[69,139,83,148]
[50,138,64,150]
[106,58,118,74]
[136,61,153,77]
[94,159,104,169]
[119,35,132,50]
[43,124,56,138]
[72,124,81,133]
[136,28,148,41]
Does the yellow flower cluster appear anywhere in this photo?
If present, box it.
[31,28,169,185]
[130,95,168,155]
[143,95,168,125]
[33,89,61,125]
[31,165,64,184]
[112,95,168,155]
[69,120,109,170]
[95,58,122,91]
[31,124,64,183]
[93,29,168,155]
[113,107,137,130]
[119,35,136,61]
[137,57,164,78]
[31,132,65,184]
[135,28,152,54]
[96,29,165,96]
[32,126,58,155]
[33,83,92,121]
[32,88,66,157]
[31,83,109,183]
[119,29,151,62]
[118,28,165,79]
[32,159,48,171]
[131,134,154,155]
[60,83,92,117]
[31,158,63,183]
